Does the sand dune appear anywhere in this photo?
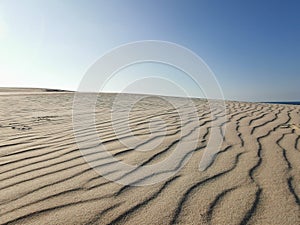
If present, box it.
[0,91,300,225]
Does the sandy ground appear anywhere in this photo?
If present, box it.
[0,89,300,225]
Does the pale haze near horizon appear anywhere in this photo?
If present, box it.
[0,0,299,102]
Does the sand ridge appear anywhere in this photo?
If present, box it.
[0,92,300,224]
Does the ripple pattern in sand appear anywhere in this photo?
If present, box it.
[0,93,300,225]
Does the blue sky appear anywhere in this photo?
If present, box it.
[0,0,299,101]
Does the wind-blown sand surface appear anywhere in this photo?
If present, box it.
[0,89,300,225]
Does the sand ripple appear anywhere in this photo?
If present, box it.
[0,93,300,224]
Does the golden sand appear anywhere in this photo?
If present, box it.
[0,89,299,225]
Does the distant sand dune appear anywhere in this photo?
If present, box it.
[0,92,300,224]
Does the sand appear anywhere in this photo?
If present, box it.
[0,88,300,225]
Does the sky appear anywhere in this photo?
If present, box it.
[0,0,299,101]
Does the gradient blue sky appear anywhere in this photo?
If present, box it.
[0,0,299,101]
